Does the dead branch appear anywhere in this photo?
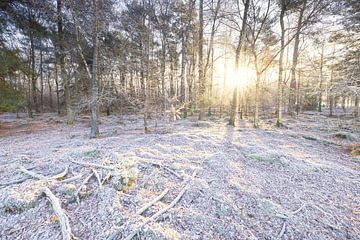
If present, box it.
[92,168,102,190]
[140,159,183,180]
[18,166,69,182]
[51,167,69,180]
[19,166,47,180]
[43,187,74,240]
[136,188,169,215]
[60,174,83,183]
[0,177,30,186]
[70,160,115,170]
[123,169,198,240]
[101,172,112,185]
[291,203,307,215]
[276,222,286,239]
[75,172,94,203]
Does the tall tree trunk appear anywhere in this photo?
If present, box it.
[90,0,100,138]
[198,0,205,120]
[220,32,228,118]
[355,95,359,118]
[40,47,44,112]
[289,0,306,115]
[57,0,73,123]
[169,53,175,98]
[276,3,286,127]
[47,67,53,110]
[55,60,60,115]
[318,42,325,112]
[229,0,250,126]
[160,33,166,109]
[180,34,186,104]
[28,7,38,113]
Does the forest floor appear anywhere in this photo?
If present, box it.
[0,111,359,240]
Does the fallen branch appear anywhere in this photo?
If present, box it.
[141,160,183,180]
[43,187,74,240]
[0,177,29,186]
[51,167,69,180]
[291,203,307,215]
[70,160,114,170]
[276,222,286,239]
[19,166,47,180]
[92,168,102,190]
[136,188,169,215]
[60,174,83,183]
[123,169,198,240]
[18,166,69,181]
[101,172,112,185]
[75,172,94,203]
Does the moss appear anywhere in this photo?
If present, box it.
[249,150,282,164]
[83,149,100,158]
[333,131,357,141]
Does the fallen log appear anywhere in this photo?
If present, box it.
[136,188,169,215]
[43,187,74,240]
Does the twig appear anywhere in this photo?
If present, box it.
[18,166,69,181]
[276,222,286,239]
[70,160,115,170]
[291,203,307,215]
[51,167,69,180]
[75,172,94,203]
[140,160,183,180]
[43,187,74,240]
[123,169,198,240]
[19,166,47,180]
[101,172,112,185]
[136,188,169,215]
[60,174,83,183]
[92,168,102,190]
[0,177,30,186]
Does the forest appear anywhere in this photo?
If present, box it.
[0,0,359,239]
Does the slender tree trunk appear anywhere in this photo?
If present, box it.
[198,0,205,120]
[318,42,325,112]
[90,0,100,138]
[169,53,175,98]
[220,33,228,118]
[276,4,286,127]
[355,95,359,118]
[289,0,306,115]
[254,72,261,128]
[40,47,44,112]
[180,33,186,104]
[229,0,250,126]
[28,10,39,114]
[47,67,53,110]
[207,48,214,116]
[55,61,60,115]
[160,33,166,109]
[57,0,73,123]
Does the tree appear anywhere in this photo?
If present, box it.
[198,0,205,120]
[90,0,100,138]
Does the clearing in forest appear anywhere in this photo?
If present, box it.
[0,112,359,240]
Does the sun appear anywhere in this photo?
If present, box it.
[226,67,255,89]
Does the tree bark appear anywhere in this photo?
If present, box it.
[229,0,250,126]
[276,2,286,127]
[318,42,324,112]
[90,0,100,138]
[289,0,307,115]
[57,0,73,123]
[198,0,205,120]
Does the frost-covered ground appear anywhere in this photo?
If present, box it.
[0,112,359,240]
